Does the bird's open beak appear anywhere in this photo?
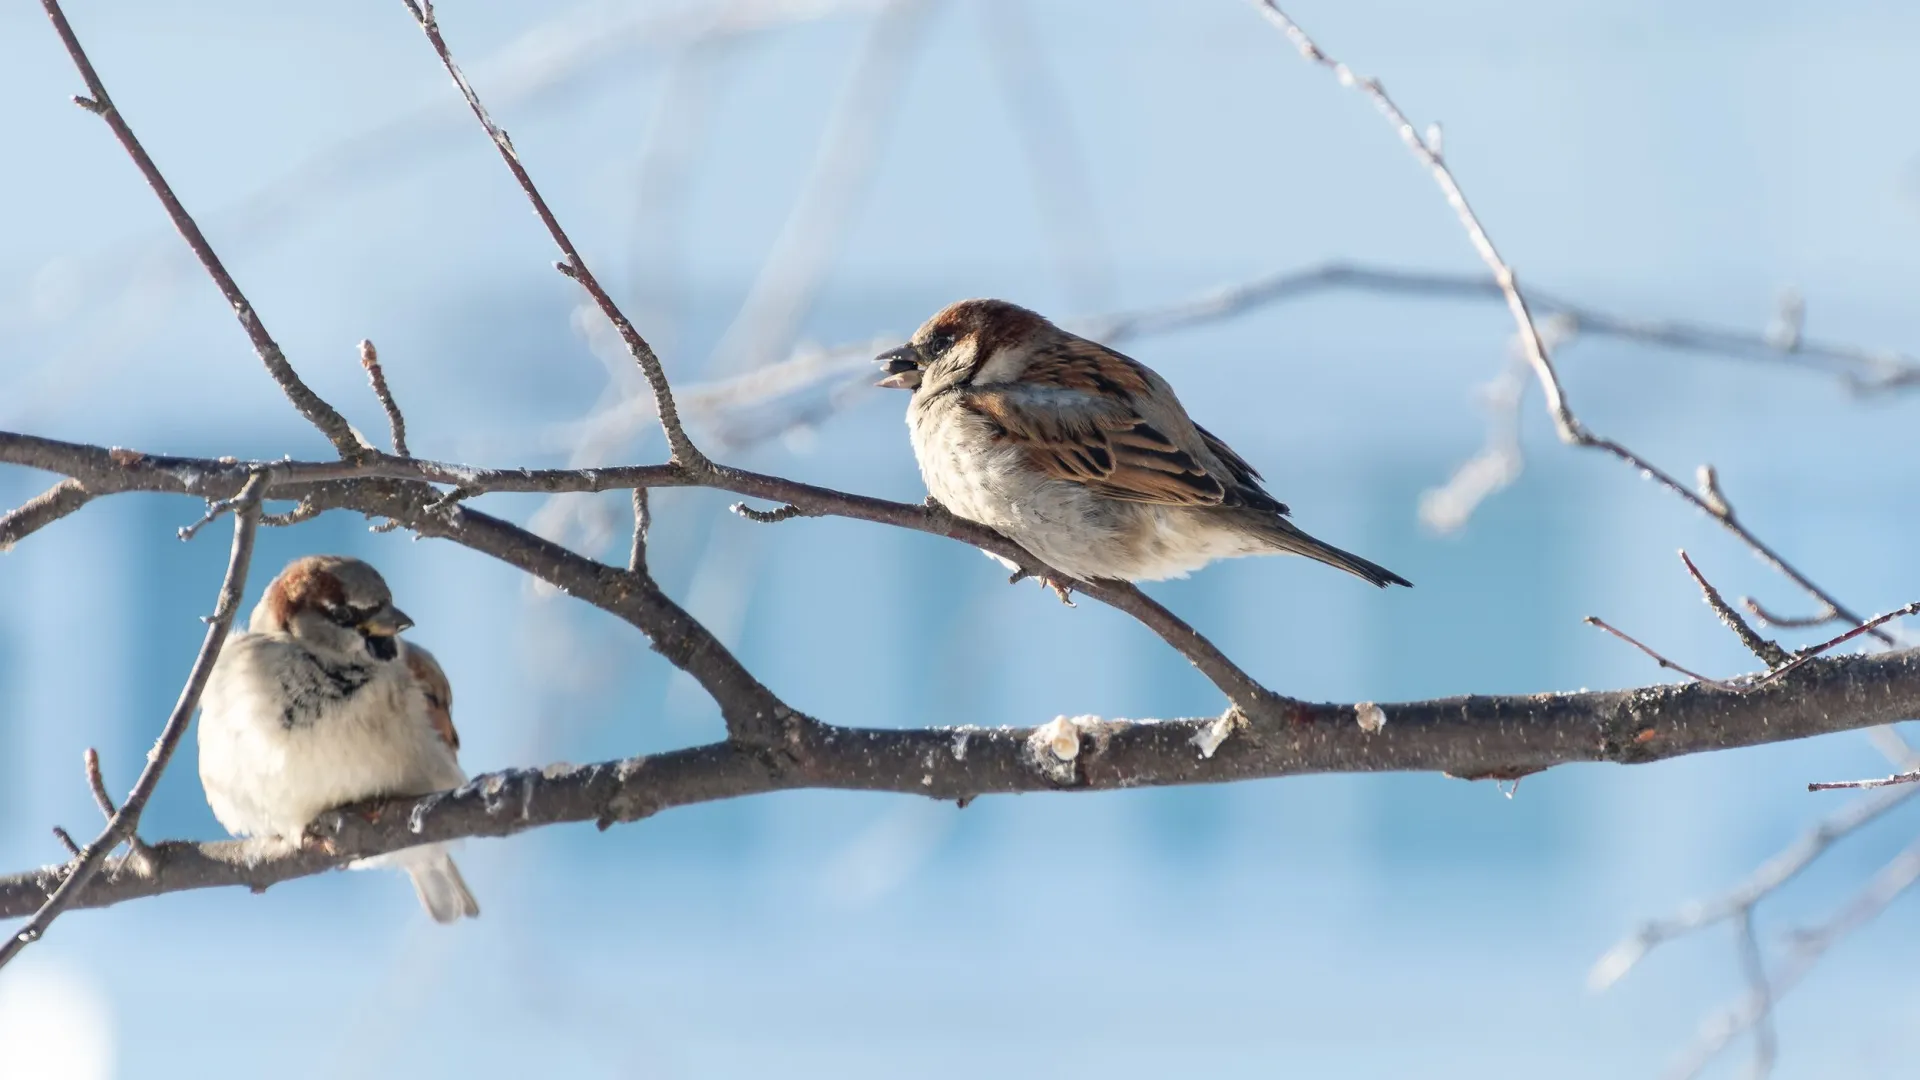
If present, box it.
[874,343,923,390]
[359,605,413,636]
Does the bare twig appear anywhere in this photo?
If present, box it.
[1758,601,1920,686]
[707,0,933,375]
[1250,3,1888,645]
[81,747,152,871]
[1807,770,1920,793]
[0,477,93,551]
[1663,840,1920,1080]
[591,261,1920,460]
[1074,262,1920,394]
[40,0,363,458]
[978,0,1114,310]
[1417,346,1528,534]
[400,0,707,470]
[0,430,1278,718]
[49,829,80,859]
[1742,597,1840,631]
[358,339,410,458]
[0,470,266,970]
[1680,551,1791,667]
[628,489,650,575]
[1733,909,1777,1078]
[1587,600,1916,692]
[1591,776,1920,991]
[1583,616,1741,691]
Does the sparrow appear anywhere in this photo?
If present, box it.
[197,555,480,923]
[875,299,1411,590]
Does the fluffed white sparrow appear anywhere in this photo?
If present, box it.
[198,555,480,923]
[876,299,1411,589]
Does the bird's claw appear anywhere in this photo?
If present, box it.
[1006,566,1074,606]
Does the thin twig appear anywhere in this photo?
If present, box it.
[178,487,267,541]
[400,0,707,470]
[1755,601,1920,687]
[1741,597,1840,631]
[628,488,650,575]
[1587,601,1917,692]
[50,829,80,859]
[40,0,363,458]
[1808,770,1920,793]
[0,478,93,551]
[1733,909,1777,1078]
[978,0,1114,310]
[1679,551,1790,667]
[0,470,267,971]
[1250,3,1889,645]
[1664,840,1920,1080]
[1592,774,1920,989]
[0,430,1281,717]
[358,339,410,458]
[82,747,151,870]
[1583,616,1741,690]
[706,0,933,375]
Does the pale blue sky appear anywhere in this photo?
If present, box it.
[2,3,1919,1077]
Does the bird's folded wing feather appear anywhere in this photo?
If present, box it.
[402,643,460,753]
[958,342,1228,507]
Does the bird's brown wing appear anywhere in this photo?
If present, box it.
[402,643,460,754]
[958,339,1229,507]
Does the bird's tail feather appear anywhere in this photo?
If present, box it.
[1253,519,1411,588]
[405,856,480,924]
[357,843,481,923]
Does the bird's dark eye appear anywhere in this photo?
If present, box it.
[923,332,956,358]
[319,600,355,626]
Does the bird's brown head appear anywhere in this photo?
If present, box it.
[875,299,1056,395]
[254,555,413,662]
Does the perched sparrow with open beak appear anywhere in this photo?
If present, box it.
[876,299,1411,591]
[198,555,480,923]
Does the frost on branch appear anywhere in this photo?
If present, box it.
[1189,709,1243,759]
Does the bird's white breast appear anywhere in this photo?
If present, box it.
[197,633,466,842]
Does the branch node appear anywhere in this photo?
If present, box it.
[1680,550,1790,667]
[83,748,153,874]
[70,94,105,114]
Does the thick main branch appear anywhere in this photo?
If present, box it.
[4,644,1918,920]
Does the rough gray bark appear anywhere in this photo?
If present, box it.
[6,643,1919,920]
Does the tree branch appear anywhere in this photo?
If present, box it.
[399,0,707,470]
[6,643,1920,921]
[0,470,267,969]
[1250,3,1888,644]
[0,478,93,551]
[39,0,364,459]
[0,431,1281,717]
